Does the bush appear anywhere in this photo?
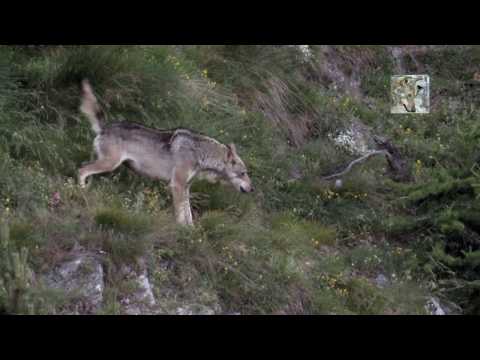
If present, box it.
[94,206,152,235]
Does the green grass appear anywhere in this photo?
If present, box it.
[2,45,478,314]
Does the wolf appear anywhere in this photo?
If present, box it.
[391,76,426,113]
[78,80,254,226]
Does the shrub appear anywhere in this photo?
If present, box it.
[94,206,152,235]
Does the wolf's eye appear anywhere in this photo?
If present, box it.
[239,172,246,177]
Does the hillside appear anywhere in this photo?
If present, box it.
[0,45,479,315]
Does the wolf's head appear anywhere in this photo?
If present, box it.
[394,77,424,113]
[223,144,254,193]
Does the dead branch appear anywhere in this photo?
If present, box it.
[322,150,391,180]
[374,136,413,182]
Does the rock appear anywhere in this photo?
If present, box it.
[425,297,446,316]
[389,46,406,74]
[45,253,104,314]
[297,45,313,62]
[285,45,313,63]
[155,283,223,316]
[426,296,461,316]
[330,120,375,156]
[315,46,363,99]
[334,179,343,189]
[176,304,217,316]
[174,290,222,315]
[448,99,462,112]
[288,164,303,183]
[374,274,389,288]
[120,265,156,315]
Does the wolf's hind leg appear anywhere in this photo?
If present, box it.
[78,156,124,188]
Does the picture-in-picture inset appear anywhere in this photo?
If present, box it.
[391,75,430,114]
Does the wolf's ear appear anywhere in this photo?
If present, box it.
[226,143,237,162]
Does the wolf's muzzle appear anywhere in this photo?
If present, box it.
[241,186,254,193]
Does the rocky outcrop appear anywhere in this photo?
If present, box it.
[374,274,389,289]
[43,250,227,315]
[426,297,446,315]
[45,253,104,314]
[176,304,218,316]
[314,46,363,99]
[330,119,376,156]
[119,264,156,315]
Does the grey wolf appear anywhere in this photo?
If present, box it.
[391,76,426,113]
[78,80,254,226]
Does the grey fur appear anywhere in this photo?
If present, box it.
[78,80,254,226]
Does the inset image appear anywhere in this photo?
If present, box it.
[391,75,430,114]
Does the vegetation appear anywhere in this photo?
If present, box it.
[0,45,478,314]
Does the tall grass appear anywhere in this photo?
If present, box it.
[2,45,469,314]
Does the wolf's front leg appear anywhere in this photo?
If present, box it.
[171,187,187,225]
[170,165,196,227]
[183,187,194,226]
[170,181,194,227]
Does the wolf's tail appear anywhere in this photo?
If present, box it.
[80,79,104,135]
